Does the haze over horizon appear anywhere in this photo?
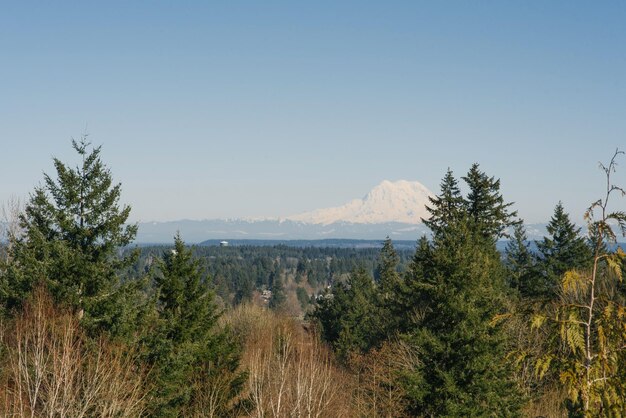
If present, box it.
[2,2,625,225]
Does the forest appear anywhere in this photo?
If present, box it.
[0,139,625,417]
[130,244,414,316]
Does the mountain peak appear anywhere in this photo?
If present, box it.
[287,180,434,225]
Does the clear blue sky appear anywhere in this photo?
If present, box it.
[1,1,625,223]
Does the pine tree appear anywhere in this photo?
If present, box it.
[505,221,536,294]
[535,201,592,299]
[463,163,519,240]
[374,237,403,337]
[1,137,141,336]
[269,273,286,310]
[396,235,435,334]
[146,234,245,416]
[375,236,400,295]
[422,168,464,236]
[402,166,522,416]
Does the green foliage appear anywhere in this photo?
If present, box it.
[505,222,536,294]
[311,267,383,361]
[374,237,405,337]
[402,165,523,416]
[295,286,309,310]
[145,234,246,416]
[422,168,464,236]
[534,202,592,299]
[375,236,401,292]
[133,244,414,307]
[0,138,142,337]
[269,273,286,310]
[391,235,435,335]
[463,163,520,240]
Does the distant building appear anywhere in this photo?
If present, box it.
[219,241,229,247]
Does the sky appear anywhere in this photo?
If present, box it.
[1,1,625,224]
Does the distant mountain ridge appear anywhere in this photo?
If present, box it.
[135,219,431,243]
[131,180,557,243]
[287,180,434,225]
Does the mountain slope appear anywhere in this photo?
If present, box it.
[287,180,434,225]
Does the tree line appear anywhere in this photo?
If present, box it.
[130,243,414,312]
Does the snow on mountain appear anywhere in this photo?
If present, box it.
[287,180,434,225]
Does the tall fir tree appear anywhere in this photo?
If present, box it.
[422,168,464,236]
[375,236,401,294]
[146,234,245,416]
[463,163,519,240]
[0,137,142,337]
[534,201,592,299]
[402,166,522,416]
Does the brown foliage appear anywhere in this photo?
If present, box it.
[0,287,149,417]
[222,304,353,418]
[349,339,416,418]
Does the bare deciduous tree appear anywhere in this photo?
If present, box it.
[0,195,23,260]
[0,287,149,417]
[223,304,353,418]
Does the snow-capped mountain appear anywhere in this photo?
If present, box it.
[287,180,434,225]
[132,178,563,243]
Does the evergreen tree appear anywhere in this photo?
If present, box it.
[394,235,436,333]
[374,237,403,337]
[505,221,536,294]
[401,166,522,416]
[422,168,464,236]
[406,235,435,284]
[312,267,382,361]
[535,202,592,299]
[1,138,141,336]
[146,235,245,416]
[375,236,400,294]
[269,273,286,310]
[463,163,519,240]
[233,275,254,305]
